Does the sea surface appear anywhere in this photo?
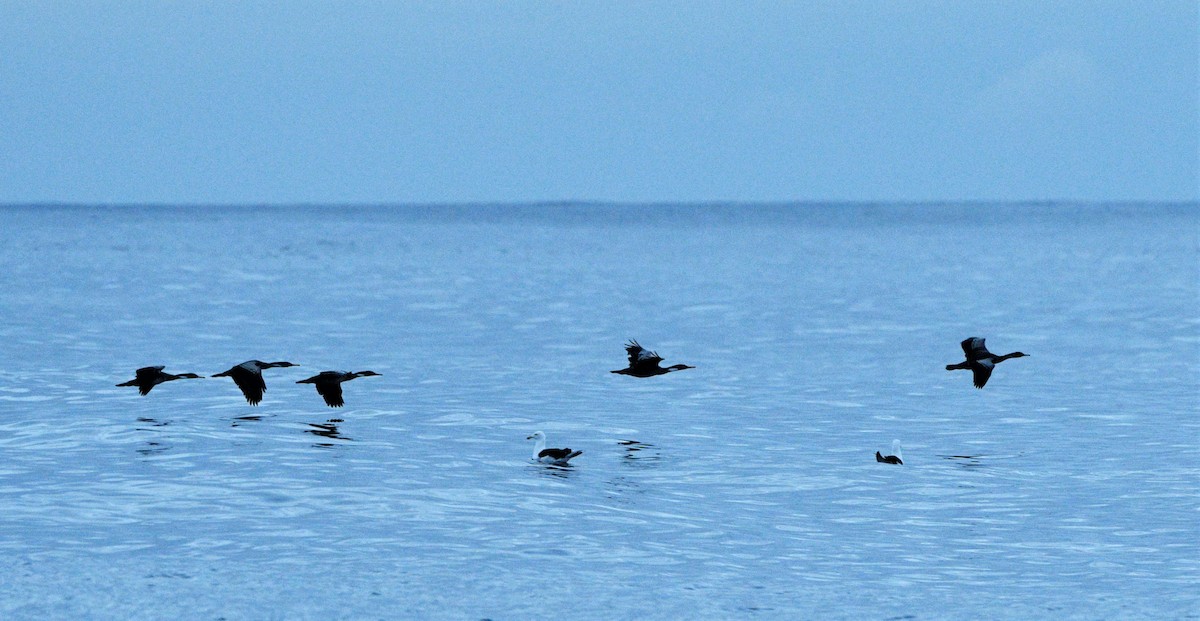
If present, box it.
[0,203,1196,620]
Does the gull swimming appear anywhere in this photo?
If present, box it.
[526,431,582,465]
[876,440,903,465]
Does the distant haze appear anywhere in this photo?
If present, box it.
[1,1,1196,204]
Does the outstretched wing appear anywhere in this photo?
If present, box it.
[229,367,267,405]
[624,340,644,365]
[625,340,663,367]
[135,366,166,380]
[120,366,168,395]
[961,337,991,361]
[971,359,995,389]
[117,375,157,396]
[316,381,345,408]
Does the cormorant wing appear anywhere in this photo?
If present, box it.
[625,340,663,367]
[624,340,644,365]
[229,367,267,405]
[123,366,168,395]
[971,359,994,388]
[316,381,345,408]
[135,366,166,380]
[961,337,992,361]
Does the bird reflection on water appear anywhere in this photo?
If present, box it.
[306,419,352,448]
[135,417,172,457]
[943,455,985,468]
[618,440,662,467]
[229,414,266,428]
[136,441,170,457]
[606,441,662,503]
[604,475,644,504]
[530,462,578,479]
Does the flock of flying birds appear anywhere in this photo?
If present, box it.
[117,337,1026,467]
[117,360,379,408]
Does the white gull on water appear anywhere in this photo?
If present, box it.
[526,431,582,465]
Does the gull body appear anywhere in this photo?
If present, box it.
[526,431,582,465]
[876,440,904,465]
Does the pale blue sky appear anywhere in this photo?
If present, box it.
[1,1,1196,204]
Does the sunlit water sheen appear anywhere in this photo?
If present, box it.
[0,204,1196,619]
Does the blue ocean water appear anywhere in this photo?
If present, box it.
[0,204,1196,619]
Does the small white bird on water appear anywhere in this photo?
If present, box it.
[526,431,582,466]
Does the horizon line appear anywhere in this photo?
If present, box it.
[0,199,1195,209]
